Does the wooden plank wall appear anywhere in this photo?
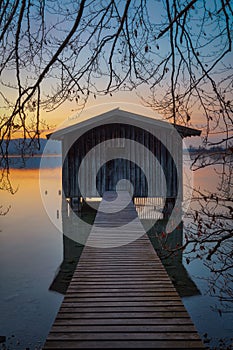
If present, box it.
[62,123,181,199]
[43,191,205,349]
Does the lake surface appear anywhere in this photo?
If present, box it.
[0,159,232,349]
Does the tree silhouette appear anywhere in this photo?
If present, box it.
[0,0,232,306]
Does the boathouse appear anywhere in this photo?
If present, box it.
[48,108,201,214]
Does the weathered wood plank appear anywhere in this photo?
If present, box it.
[63,296,181,301]
[44,339,205,349]
[50,325,197,332]
[46,332,201,341]
[66,288,178,292]
[59,306,187,312]
[56,312,190,319]
[62,301,184,307]
[53,318,194,326]
[64,290,179,295]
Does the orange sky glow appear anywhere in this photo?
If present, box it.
[9,88,206,141]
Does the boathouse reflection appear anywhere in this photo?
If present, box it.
[49,196,200,298]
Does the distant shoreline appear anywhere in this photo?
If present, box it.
[6,154,62,158]
[0,154,62,169]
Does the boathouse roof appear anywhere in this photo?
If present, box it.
[47,108,201,140]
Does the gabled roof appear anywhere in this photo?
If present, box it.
[47,108,201,140]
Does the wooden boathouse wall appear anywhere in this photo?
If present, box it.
[62,122,182,200]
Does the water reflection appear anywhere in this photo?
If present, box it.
[0,165,232,349]
[49,235,84,294]
[0,167,63,350]
[49,201,97,294]
[146,220,201,298]
[52,189,200,300]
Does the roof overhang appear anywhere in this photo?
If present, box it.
[47,108,201,140]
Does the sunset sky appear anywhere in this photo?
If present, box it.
[1,0,232,147]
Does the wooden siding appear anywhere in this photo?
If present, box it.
[63,123,182,199]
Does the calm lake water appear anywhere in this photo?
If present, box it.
[0,157,232,349]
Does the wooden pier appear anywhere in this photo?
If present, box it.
[44,191,205,349]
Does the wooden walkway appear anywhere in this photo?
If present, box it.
[44,191,205,349]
